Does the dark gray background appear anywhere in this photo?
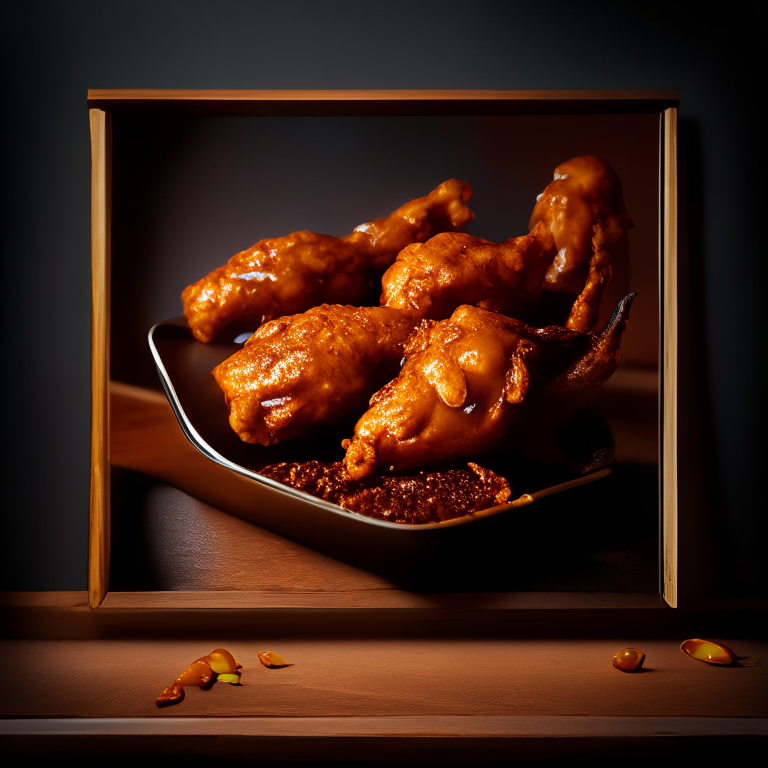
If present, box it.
[1,1,762,598]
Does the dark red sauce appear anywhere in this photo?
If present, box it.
[260,460,510,524]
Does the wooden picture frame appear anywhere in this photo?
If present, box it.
[88,89,679,609]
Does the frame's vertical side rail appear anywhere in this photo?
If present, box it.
[89,109,112,608]
[661,107,678,607]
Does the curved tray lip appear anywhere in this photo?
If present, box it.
[148,319,610,532]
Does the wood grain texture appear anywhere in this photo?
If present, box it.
[5,591,766,640]
[0,635,765,720]
[110,381,234,486]
[5,715,766,737]
[126,482,399,594]
[98,591,664,610]
[86,88,680,116]
[661,108,679,608]
[89,109,111,609]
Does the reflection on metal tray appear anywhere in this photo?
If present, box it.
[148,317,615,584]
[149,316,614,520]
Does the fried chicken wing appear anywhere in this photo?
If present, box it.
[214,220,555,447]
[381,157,630,335]
[212,305,420,445]
[379,221,555,322]
[213,217,557,448]
[562,216,617,334]
[182,179,474,343]
[343,295,635,480]
[529,155,632,297]
[211,158,633,448]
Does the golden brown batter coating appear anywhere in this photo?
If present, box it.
[259,460,510,524]
[379,221,555,322]
[213,218,556,448]
[564,217,615,334]
[212,305,420,445]
[343,296,635,480]
[182,179,474,343]
[529,155,632,297]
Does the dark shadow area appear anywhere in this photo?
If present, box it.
[676,118,717,602]
[2,735,766,763]
[109,468,158,591]
[109,459,658,595]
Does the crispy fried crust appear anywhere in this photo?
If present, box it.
[343,297,634,479]
[529,155,632,297]
[380,221,555,323]
[182,179,474,343]
[212,305,420,445]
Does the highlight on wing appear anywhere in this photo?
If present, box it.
[212,305,420,446]
[342,295,635,480]
[174,156,637,523]
[529,155,632,296]
[181,179,474,343]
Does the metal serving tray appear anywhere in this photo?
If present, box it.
[149,316,612,587]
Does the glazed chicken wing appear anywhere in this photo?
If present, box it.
[212,157,633,448]
[529,155,632,297]
[214,221,555,447]
[563,216,620,334]
[380,221,555,322]
[212,305,420,445]
[380,157,630,335]
[343,296,635,480]
[182,179,474,343]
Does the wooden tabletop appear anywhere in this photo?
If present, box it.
[3,383,763,759]
[1,592,766,760]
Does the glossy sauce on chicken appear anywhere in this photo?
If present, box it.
[380,222,555,323]
[259,460,511,524]
[182,179,474,343]
[213,305,420,445]
[343,297,634,480]
[529,155,632,296]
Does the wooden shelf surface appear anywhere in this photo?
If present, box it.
[2,716,766,761]
[87,88,680,115]
[1,591,766,759]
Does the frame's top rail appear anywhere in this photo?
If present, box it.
[87,89,680,116]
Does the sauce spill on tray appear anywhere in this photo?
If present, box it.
[260,460,510,524]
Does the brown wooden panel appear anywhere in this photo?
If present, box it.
[89,109,111,609]
[87,88,680,115]
[2,716,765,760]
[99,591,664,610]
[91,91,676,606]
[662,108,679,607]
[4,592,766,644]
